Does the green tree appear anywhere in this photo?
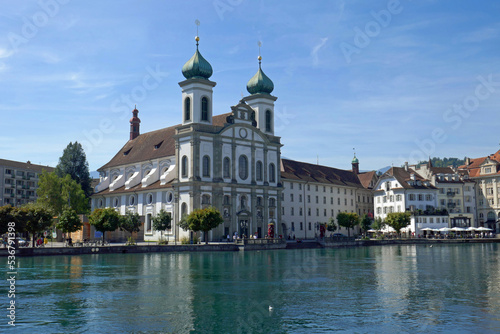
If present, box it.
[120,211,142,236]
[336,212,359,237]
[89,208,120,242]
[0,205,16,235]
[37,171,88,214]
[56,208,83,234]
[360,214,372,236]
[385,212,411,237]
[180,207,223,244]
[55,141,92,197]
[152,209,171,242]
[17,203,54,247]
[326,217,337,233]
[371,217,385,232]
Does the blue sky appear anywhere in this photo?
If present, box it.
[1,0,500,172]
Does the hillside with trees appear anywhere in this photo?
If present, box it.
[416,157,466,168]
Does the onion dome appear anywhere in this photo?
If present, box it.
[246,55,274,95]
[352,155,359,164]
[182,36,213,80]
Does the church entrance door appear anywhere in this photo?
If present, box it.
[239,220,249,238]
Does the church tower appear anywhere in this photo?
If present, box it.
[129,106,141,140]
[179,35,216,125]
[243,49,277,135]
[352,154,359,175]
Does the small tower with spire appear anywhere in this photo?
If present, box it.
[130,106,141,140]
[352,150,359,174]
[179,20,216,125]
[243,42,277,135]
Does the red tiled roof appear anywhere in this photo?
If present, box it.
[357,171,377,189]
[280,159,368,189]
[98,113,231,171]
[382,167,436,189]
[458,150,500,178]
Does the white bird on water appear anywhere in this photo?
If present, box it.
[269,306,273,311]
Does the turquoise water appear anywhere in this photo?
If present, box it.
[2,244,500,333]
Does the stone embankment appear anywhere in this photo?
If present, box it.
[2,238,499,257]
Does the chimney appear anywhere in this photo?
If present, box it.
[130,106,141,140]
[465,157,470,166]
[404,161,408,171]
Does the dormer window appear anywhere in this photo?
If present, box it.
[154,141,163,150]
[485,167,492,174]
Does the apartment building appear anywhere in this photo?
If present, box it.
[0,159,55,207]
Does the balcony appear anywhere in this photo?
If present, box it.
[447,192,456,197]
[447,203,456,208]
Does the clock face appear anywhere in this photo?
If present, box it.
[239,128,248,139]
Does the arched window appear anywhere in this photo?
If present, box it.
[201,97,209,121]
[202,155,210,177]
[184,97,191,121]
[223,157,231,178]
[202,194,211,205]
[269,198,276,207]
[239,155,248,180]
[265,110,272,132]
[256,161,263,181]
[223,195,230,205]
[269,163,276,183]
[181,203,187,217]
[181,156,188,178]
[241,195,247,210]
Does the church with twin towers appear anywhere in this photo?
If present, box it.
[92,34,375,242]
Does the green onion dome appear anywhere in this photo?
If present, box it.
[182,36,213,80]
[246,56,274,95]
[352,156,359,164]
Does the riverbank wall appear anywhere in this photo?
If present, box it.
[2,238,499,257]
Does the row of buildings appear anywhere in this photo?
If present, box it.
[88,37,500,241]
[3,38,500,241]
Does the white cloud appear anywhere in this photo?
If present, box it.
[311,37,328,66]
[0,48,14,59]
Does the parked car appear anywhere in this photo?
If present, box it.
[332,233,345,237]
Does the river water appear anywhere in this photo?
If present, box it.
[2,244,500,333]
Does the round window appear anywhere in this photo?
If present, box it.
[147,193,153,205]
[167,192,173,203]
[113,198,119,208]
[129,195,135,206]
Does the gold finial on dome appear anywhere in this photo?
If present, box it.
[258,41,262,66]
[195,19,201,46]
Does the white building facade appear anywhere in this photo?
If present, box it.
[280,158,376,238]
[92,38,283,242]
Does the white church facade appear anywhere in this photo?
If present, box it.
[92,37,283,242]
